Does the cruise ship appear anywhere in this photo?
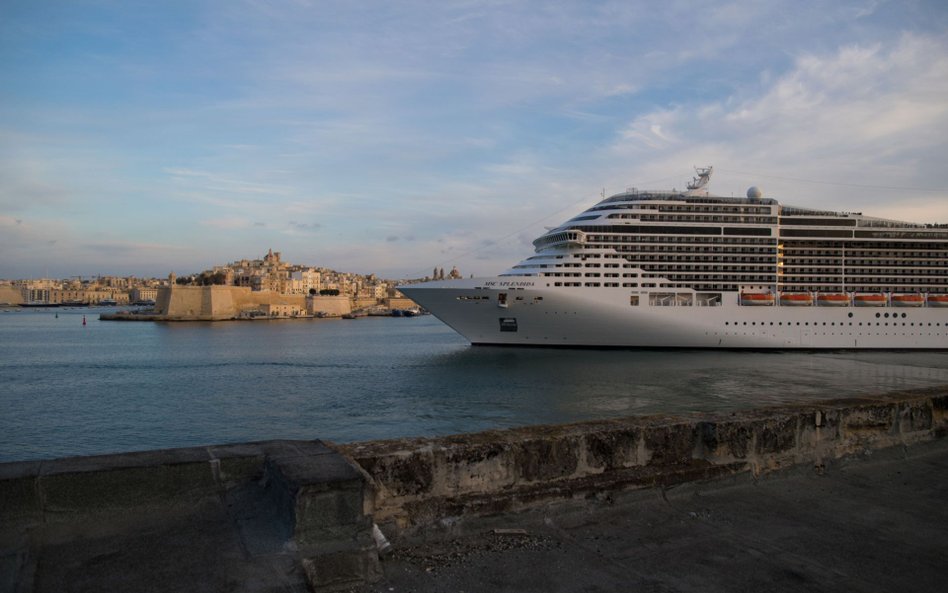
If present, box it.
[400,167,948,349]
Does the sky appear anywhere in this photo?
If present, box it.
[2,0,947,280]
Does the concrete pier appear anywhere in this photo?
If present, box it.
[1,388,946,592]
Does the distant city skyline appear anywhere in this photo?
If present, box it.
[2,1,948,280]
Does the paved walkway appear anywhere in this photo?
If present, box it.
[364,438,948,593]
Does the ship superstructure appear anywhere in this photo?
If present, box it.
[400,168,948,348]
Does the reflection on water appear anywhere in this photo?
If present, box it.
[1,309,947,461]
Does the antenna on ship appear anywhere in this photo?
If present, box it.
[685,166,713,196]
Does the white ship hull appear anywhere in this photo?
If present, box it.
[403,168,948,350]
[401,279,948,349]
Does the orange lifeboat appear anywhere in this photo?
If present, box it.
[779,293,813,306]
[891,293,924,307]
[816,293,850,307]
[740,292,775,306]
[927,294,948,307]
[853,294,887,307]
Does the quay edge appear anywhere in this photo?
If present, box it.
[0,387,946,591]
[338,386,948,533]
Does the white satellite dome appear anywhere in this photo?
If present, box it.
[746,186,763,200]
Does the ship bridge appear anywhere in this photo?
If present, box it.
[533,229,587,251]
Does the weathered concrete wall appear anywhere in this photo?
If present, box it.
[340,388,948,532]
[0,440,380,591]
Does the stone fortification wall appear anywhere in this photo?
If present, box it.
[340,388,948,532]
[386,297,417,310]
[308,295,351,316]
[154,285,306,320]
[0,285,24,304]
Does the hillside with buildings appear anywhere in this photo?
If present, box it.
[1,249,442,320]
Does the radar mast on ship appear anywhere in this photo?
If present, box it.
[685,166,713,196]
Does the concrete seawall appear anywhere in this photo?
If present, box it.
[340,388,947,533]
[2,388,946,591]
[1,441,379,592]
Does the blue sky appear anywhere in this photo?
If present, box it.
[2,0,947,279]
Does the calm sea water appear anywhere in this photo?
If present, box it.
[1,308,947,462]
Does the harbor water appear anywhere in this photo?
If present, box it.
[2,308,947,463]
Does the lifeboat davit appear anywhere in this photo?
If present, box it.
[817,293,850,307]
[853,294,887,307]
[779,293,813,306]
[740,292,775,306]
[927,294,948,307]
[891,294,924,307]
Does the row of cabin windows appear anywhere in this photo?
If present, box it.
[605,244,775,253]
[603,213,778,224]
[780,286,948,293]
[641,215,778,224]
[587,204,772,214]
[783,246,948,254]
[782,271,948,279]
[781,275,948,284]
[582,235,776,245]
[553,282,654,288]
[587,235,775,245]
[784,255,947,263]
[782,248,948,256]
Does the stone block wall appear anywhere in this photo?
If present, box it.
[0,440,379,592]
[154,285,307,320]
[340,388,948,532]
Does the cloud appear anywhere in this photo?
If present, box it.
[200,217,254,230]
[288,221,321,232]
[608,32,948,219]
[165,168,294,197]
[4,2,948,280]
